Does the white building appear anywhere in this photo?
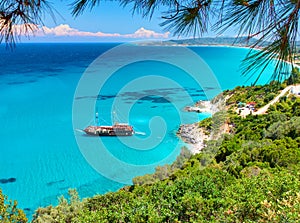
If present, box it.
[290,85,300,95]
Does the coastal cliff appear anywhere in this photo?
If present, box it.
[177,123,210,154]
[31,76,300,223]
[178,93,227,154]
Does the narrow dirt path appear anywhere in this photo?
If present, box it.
[253,85,299,115]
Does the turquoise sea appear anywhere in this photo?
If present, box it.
[0,43,276,218]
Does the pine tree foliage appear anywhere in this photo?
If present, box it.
[0,0,56,45]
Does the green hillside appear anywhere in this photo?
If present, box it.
[1,71,300,223]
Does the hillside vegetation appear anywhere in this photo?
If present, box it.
[29,70,300,222]
[1,70,300,222]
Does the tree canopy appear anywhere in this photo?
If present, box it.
[0,189,27,223]
[0,0,299,81]
[31,86,300,222]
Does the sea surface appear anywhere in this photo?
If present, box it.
[0,43,277,218]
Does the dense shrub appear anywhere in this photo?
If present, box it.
[21,78,300,222]
[0,189,27,223]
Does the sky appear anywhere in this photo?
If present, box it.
[22,1,234,42]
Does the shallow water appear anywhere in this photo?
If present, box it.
[0,43,276,217]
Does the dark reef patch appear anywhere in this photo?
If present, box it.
[75,95,96,100]
[0,177,16,184]
[119,88,184,100]
[153,97,170,103]
[47,73,59,77]
[191,94,204,97]
[138,96,171,104]
[7,81,26,85]
[46,179,65,186]
[7,79,36,85]
[75,95,116,100]
[204,87,217,90]
[97,95,116,100]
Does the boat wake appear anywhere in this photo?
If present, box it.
[75,128,85,133]
[135,131,146,136]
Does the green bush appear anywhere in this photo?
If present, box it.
[30,76,300,222]
[0,189,27,223]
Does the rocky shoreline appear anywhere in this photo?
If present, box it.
[178,97,225,154]
[184,100,212,113]
[177,123,210,154]
[179,100,213,154]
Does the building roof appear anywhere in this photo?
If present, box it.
[291,86,300,94]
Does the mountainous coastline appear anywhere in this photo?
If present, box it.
[27,68,300,222]
[1,43,300,222]
[170,37,300,49]
[170,37,265,47]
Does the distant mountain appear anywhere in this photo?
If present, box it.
[138,37,299,49]
[169,37,269,47]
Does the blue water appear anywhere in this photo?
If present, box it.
[0,43,276,218]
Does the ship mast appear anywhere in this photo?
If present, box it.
[113,110,118,125]
[95,107,99,126]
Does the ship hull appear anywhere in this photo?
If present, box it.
[83,124,134,136]
[84,131,134,136]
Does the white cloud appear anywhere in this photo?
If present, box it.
[34,24,169,39]
[124,27,170,39]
